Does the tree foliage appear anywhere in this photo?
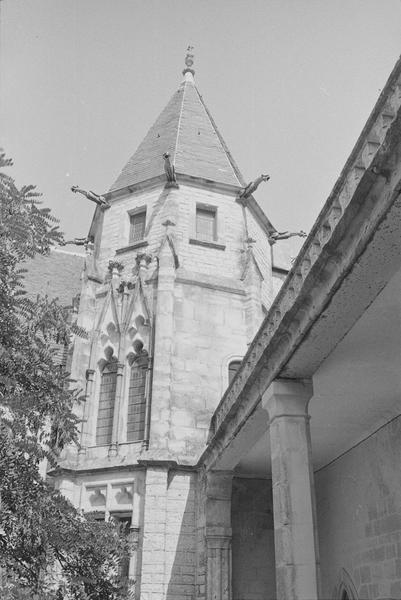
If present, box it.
[0,152,132,599]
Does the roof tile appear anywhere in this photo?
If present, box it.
[22,249,84,306]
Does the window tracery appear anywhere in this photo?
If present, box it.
[96,350,118,446]
[127,350,148,442]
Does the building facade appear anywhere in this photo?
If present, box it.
[44,53,401,600]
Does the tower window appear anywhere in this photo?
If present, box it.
[228,360,242,385]
[196,206,216,242]
[127,354,148,442]
[96,361,117,446]
[129,210,146,243]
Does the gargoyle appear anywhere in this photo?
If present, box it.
[268,230,307,242]
[239,174,270,199]
[60,236,93,247]
[71,186,109,208]
[163,152,177,185]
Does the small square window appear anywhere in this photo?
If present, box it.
[196,206,216,242]
[129,210,146,243]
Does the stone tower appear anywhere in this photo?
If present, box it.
[56,52,283,598]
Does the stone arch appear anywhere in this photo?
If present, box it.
[95,349,118,446]
[334,569,359,600]
[220,354,244,395]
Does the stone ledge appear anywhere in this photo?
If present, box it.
[116,240,149,254]
[189,238,226,251]
[176,276,245,296]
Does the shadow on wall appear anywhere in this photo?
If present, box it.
[165,471,198,600]
[231,477,276,600]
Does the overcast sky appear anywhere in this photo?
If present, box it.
[1,0,400,240]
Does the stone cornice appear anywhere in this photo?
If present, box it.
[201,58,401,469]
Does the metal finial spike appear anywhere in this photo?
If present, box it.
[183,45,195,77]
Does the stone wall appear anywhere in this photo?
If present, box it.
[231,477,276,600]
[141,468,197,600]
[158,282,248,459]
[315,415,401,599]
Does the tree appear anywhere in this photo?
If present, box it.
[0,152,132,599]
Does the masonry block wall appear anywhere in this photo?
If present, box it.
[315,415,401,599]
[164,283,248,459]
[141,468,197,600]
[231,477,276,600]
[96,183,272,284]
[87,180,274,463]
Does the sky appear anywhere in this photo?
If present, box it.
[1,0,401,240]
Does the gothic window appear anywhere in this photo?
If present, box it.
[228,360,242,385]
[96,361,117,446]
[336,569,358,600]
[196,205,216,242]
[127,353,148,442]
[129,209,146,243]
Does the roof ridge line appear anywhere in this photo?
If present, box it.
[173,81,187,165]
[193,84,245,187]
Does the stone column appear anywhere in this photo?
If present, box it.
[128,525,140,598]
[141,467,168,600]
[79,368,95,452]
[205,471,233,600]
[262,378,320,600]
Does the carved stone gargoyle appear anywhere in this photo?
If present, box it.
[71,186,110,208]
[162,153,178,187]
[268,230,307,243]
[60,236,94,247]
[239,174,270,200]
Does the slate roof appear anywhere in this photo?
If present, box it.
[110,74,244,191]
[22,249,84,307]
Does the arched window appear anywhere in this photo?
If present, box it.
[228,360,242,385]
[96,361,117,446]
[127,353,148,442]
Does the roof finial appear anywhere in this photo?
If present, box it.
[183,45,195,79]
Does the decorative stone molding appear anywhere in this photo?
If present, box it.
[189,238,226,251]
[115,240,149,255]
[333,568,358,600]
[207,63,401,450]
[108,260,124,274]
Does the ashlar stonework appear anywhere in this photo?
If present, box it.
[36,54,401,600]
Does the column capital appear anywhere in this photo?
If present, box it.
[262,378,313,422]
[206,526,232,549]
[206,470,233,501]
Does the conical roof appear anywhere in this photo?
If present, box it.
[110,73,244,192]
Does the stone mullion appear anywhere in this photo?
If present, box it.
[109,362,125,455]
